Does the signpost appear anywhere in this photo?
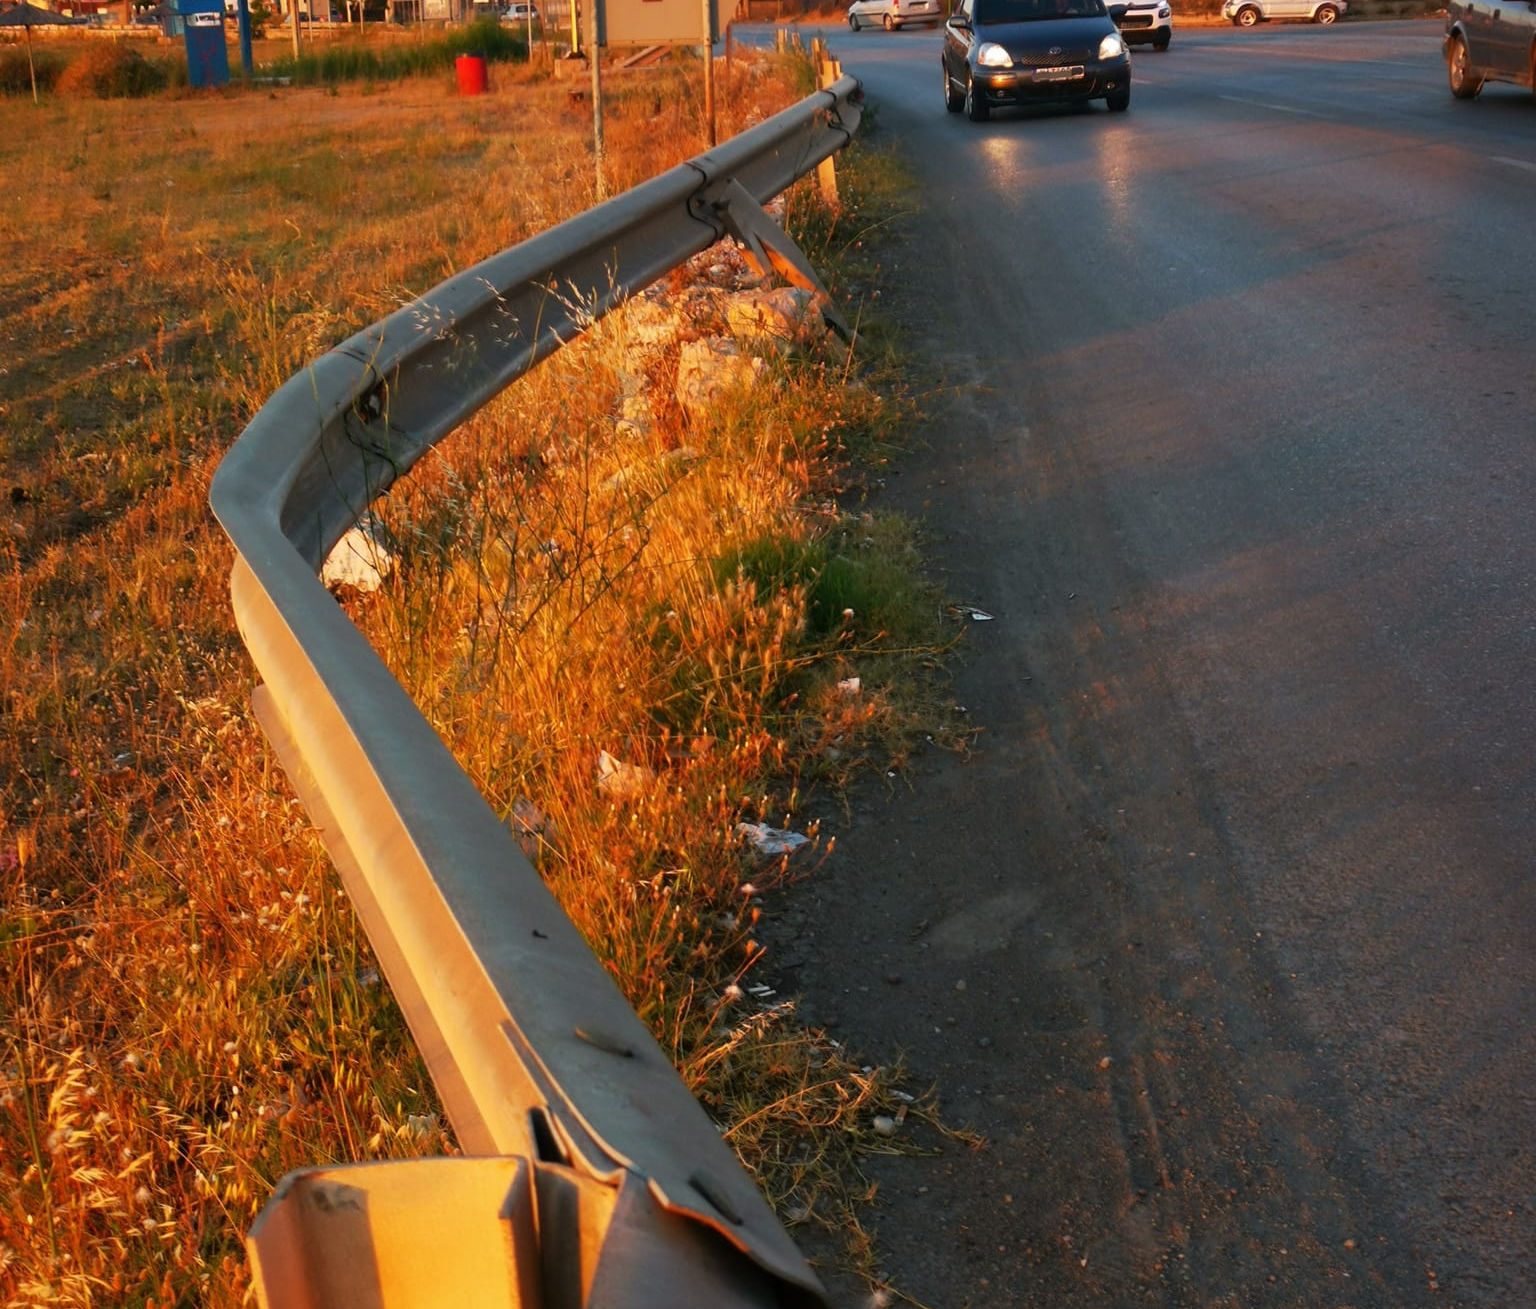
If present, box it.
[587,0,739,168]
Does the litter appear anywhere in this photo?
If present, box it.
[597,750,653,798]
[948,604,994,621]
[735,822,810,857]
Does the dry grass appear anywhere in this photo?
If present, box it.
[0,49,969,1306]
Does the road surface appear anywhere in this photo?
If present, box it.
[751,20,1536,1308]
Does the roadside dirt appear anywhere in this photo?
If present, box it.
[758,203,1435,1309]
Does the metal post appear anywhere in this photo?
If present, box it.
[590,0,605,198]
[237,0,253,76]
[290,0,301,58]
[702,0,715,148]
[816,55,839,209]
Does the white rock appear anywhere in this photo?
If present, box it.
[725,286,821,354]
[675,335,766,422]
[621,298,683,349]
[615,392,655,439]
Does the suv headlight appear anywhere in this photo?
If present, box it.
[1157,3,1170,14]
[976,42,1013,67]
[1098,31,1126,58]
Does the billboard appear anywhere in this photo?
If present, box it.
[597,0,739,45]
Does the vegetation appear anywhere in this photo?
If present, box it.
[259,17,532,85]
[55,44,179,98]
[0,47,966,1306]
[0,46,66,97]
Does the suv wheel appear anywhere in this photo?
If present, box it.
[1235,4,1259,24]
[1314,3,1338,20]
[1447,33,1483,98]
[849,11,860,28]
[1153,28,1170,48]
[883,11,895,27]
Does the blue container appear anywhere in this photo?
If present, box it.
[177,0,230,88]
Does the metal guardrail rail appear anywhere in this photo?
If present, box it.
[209,75,862,1309]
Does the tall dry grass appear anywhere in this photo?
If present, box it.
[0,50,963,1306]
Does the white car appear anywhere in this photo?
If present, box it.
[1111,0,1172,48]
[848,0,943,30]
[1222,0,1343,24]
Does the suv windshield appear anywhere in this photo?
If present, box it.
[974,0,1106,20]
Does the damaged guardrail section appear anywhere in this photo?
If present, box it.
[208,76,861,1309]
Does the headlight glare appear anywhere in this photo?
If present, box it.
[1098,31,1127,58]
[977,42,1013,67]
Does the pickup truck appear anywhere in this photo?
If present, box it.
[1446,0,1536,97]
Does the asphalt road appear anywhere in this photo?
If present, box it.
[746,19,1536,1308]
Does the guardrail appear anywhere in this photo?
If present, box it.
[209,73,862,1309]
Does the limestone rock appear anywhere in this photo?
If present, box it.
[675,335,766,422]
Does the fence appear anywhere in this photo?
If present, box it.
[209,71,862,1309]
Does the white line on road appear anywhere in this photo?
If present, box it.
[1216,93,1328,118]
[1490,155,1536,174]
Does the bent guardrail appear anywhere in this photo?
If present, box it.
[209,75,862,1309]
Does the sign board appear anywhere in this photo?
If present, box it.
[188,12,221,24]
[598,0,738,46]
[423,0,452,17]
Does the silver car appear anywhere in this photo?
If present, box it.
[848,0,944,29]
[1222,0,1344,23]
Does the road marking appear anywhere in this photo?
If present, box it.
[1217,93,1327,117]
[1490,155,1536,174]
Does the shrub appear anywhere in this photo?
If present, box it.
[57,43,170,98]
[0,44,65,96]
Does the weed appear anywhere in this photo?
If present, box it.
[0,46,64,97]
[55,45,173,99]
[261,18,530,85]
[0,48,965,1304]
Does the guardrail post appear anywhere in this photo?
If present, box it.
[816,52,842,210]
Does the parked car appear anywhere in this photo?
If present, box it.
[1110,0,1171,49]
[848,0,943,30]
[942,0,1130,120]
[500,0,538,18]
[1444,0,1535,98]
[1222,0,1343,24]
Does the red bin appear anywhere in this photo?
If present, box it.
[456,52,488,96]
